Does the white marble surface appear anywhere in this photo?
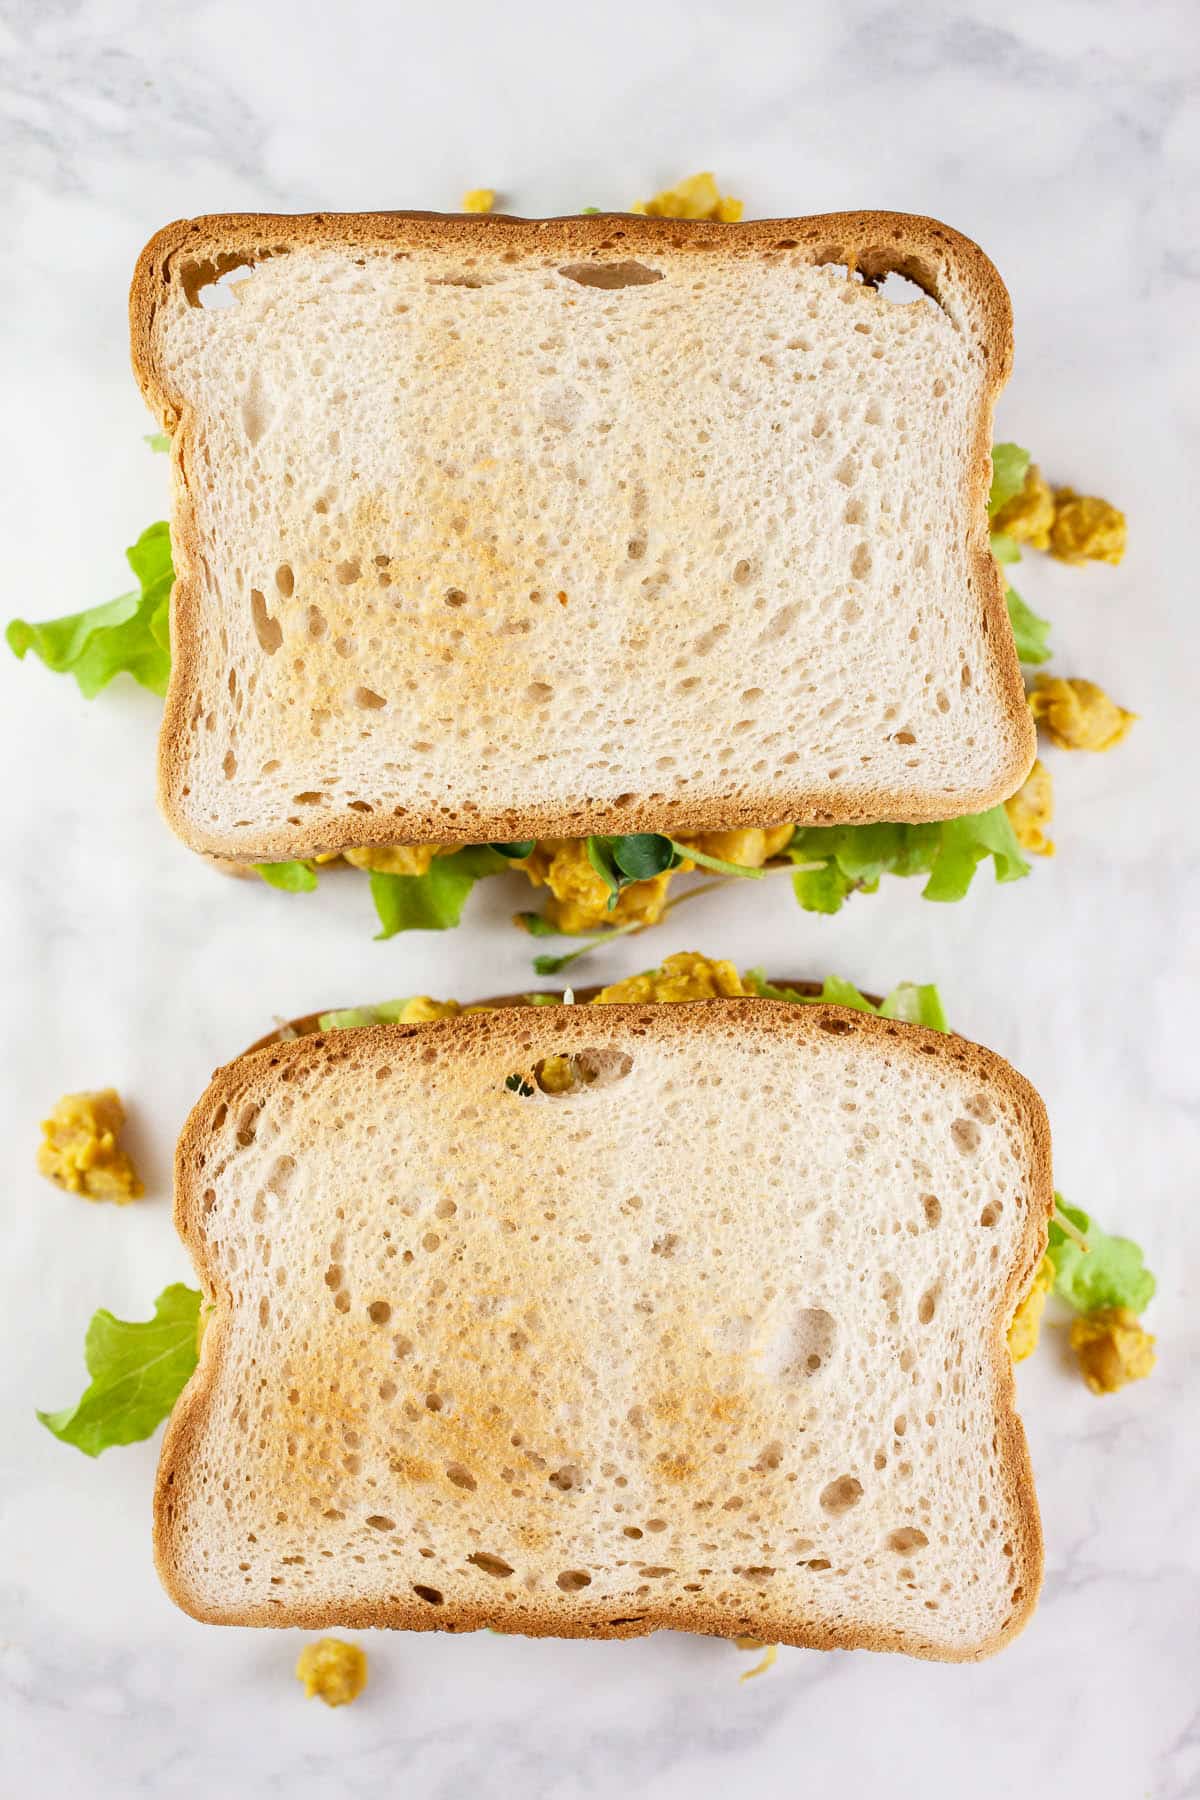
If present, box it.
[2,0,1198,1793]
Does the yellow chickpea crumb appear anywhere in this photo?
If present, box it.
[1070,1308,1156,1395]
[1048,490,1127,566]
[461,188,496,214]
[1029,676,1137,752]
[519,839,676,933]
[395,996,463,1024]
[517,826,792,935]
[631,171,742,221]
[1008,1255,1055,1362]
[534,1053,579,1094]
[295,1637,368,1707]
[37,1089,143,1203]
[675,824,794,870]
[992,464,1056,549]
[992,468,1125,565]
[595,950,747,1006]
[342,844,454,877]
[1004,759,1055,857]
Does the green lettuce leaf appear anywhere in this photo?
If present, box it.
[786,810,1028,915]
[817,974,879,1013]
[989,443,1031,517]
[744,970,948,1031]
[7,521,174,697]
[318,1000,414,1030]
[1049,1199,1157,1315]
[37,1284,200,1457]
[878,981,949,1031]
[145,432,172,453]
[1005,585,1052,665]
[370,846,510,937]
[990,533,1022,566]
[256,859,319,892]
[921,808,1029,902]
[789,859,862,914]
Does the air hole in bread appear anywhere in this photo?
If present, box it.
[556,1569,592,1591]
[952,1118,982,1154]
[239,370,271,444]
[548,1464,583,1492]
[354,686,386,710]
[366,1300,391,1324]
[468,1552,513,1577]
[530,1048,633,1096]
[874,270,929,306]
[979,1201,1002,1228]
[184,254,267,309]
[250,589,282,655]
[558,261,663,290]
[820,1475,864,1516]
[446,1463,477,1491]
[772,1306,836,1380]
[365,1514,395,1531]
[887,1527,929,1553]
[818,1018,852,1036]
[917,1283,942,1325]
[412,1584,444,1604]
[922,1195,942,1228]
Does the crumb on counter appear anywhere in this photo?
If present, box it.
[1048,490,1127,566]
[37,1089,144,1203]
[295,1637,368,1707]
[1070,1308,1156,1395]
[992,465,1126,566]
[1029,676,1137,752]
[631,171,743,221]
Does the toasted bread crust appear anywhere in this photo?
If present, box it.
[158,999,1049,1658]
[131,211,1030,859]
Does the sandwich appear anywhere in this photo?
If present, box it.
[37,952,1157,1662]
[152,962,1052,1659]
[129,206,1031,859]
[7,181,1135,962]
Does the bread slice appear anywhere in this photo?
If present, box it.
[131,210,1030,862]
[158,999,1049,1658]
